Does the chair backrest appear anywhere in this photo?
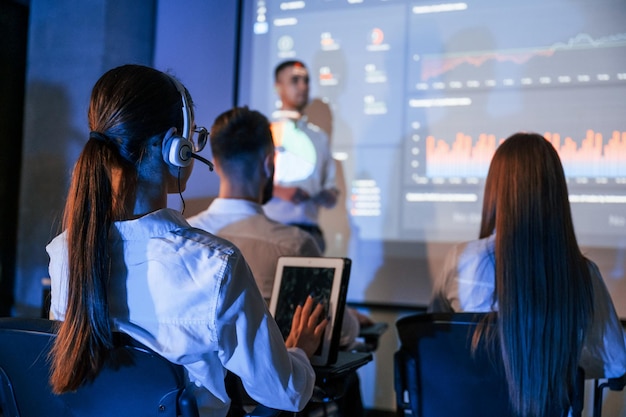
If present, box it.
[394,312,583,417]
[0,317,198,417]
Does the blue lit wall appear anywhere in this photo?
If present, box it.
[15,0,233,315]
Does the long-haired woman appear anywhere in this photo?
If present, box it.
[429,132,626,416]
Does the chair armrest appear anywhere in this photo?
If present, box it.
[245,404,288,416]
[179,385,200,417]
[310,351,372,403]
[356,322,388,352]
[605,373,626,391]
[593,373,626,417]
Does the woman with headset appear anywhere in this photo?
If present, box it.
[46,64,326,416]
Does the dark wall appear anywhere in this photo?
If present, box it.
[0,1,28,316]
[13,0,238,316]
[14,0,157,316]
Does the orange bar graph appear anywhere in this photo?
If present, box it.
[425,130,626,178]
[426,133,502,177]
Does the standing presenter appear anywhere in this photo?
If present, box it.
[264,60,339,253]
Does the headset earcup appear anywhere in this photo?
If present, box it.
[162,135,193,167]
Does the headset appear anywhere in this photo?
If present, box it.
[162,76,194,167]
[162,76,213,171]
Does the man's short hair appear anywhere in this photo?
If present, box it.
[274,60,307,82]
[210,106,273,177]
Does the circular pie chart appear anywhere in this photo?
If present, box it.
[271,120,317,182]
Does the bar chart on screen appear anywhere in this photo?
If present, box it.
[424,130,626,179]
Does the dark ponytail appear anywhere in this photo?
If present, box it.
[50,65,185,393]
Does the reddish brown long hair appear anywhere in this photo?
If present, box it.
[477,132,594,416]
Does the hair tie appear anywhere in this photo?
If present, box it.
[89,131,110,143]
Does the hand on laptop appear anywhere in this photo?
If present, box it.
[285,295,328,359]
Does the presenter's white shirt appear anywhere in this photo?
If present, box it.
[264,112,336,226]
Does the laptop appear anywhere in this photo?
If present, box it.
[269,256,351,366]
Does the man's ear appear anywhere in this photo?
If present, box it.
[210,158,222,176]
[263,152,275,179]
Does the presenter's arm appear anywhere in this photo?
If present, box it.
[273,184,311,204]
[312,187,339,208]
